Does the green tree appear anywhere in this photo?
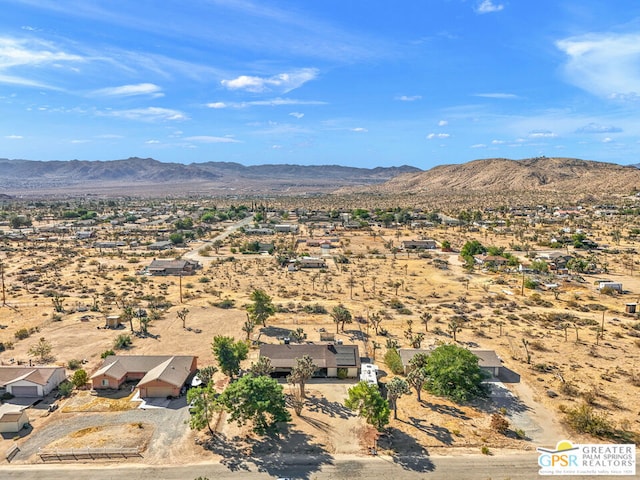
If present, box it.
[407,367,427,402]
[247,289,276,327]
[248,356,274,377]
[219,374,291,435]
[330,304,352,333]
[386,376,410,420]
[169,232,184,245]
[187,382,221,435]
[460,240,486,258]
[287,355,317,399]
[71,369,89,388]
[196,365,218,386]
[424,344,488,403]
[28,337,53,363]
[211,336,249,379]
[345,381,390,431]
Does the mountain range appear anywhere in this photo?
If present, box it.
[0,156,638,197]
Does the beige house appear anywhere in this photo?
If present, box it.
[91,355,197,398]
[0,405,29,433]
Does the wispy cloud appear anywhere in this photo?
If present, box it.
[100,107,188,121]
[206,97,326,109]
[473,93,519,99]
[0,36,84,89]
[289,112,304,119]
[471,143,487,148]
[221,68,318,93]
[184,135,240,143]
[438,120,448,126]
[351,127,368,133]
[92,83,164,98]
[145,139,160,144]
[427,133,450,139]
[4,134,23,139]
[396,95,422,101]
[576,123,622,134]
[556,33,640,100]
[476,1,504,14]
[528,130,558,138]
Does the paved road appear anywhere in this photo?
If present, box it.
[3,452,636,480]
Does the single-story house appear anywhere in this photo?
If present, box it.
[0,405,29,433]
[91,355,197,398]
[598,281,622,293]
[260,343,360,378]
[147,259,200,276]
[469,349,503,377]
[398,347,502,377]
[274,224,299,233]
[244,228,275,235]
[94,241,126,249]
[0,366,66,397]
[401,239,437,250]
[296,257,327,269]
[474,255,508,267]
[148,240,173,251]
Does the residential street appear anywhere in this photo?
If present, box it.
[1,452,636,480]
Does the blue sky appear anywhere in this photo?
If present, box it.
[1,1,640,169]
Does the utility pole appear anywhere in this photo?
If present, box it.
[0,261,6,307]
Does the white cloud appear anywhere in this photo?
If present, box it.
[221,68,318,93]
[351,127,368,133]
[206,98,326,109]
[476,1,504,14]
[602,137,613,143]
[438,120,448,126]
[474,93,518,99]
[5,134,23,139]
[70,139,90,143]
[576,123,622,134]
[471,144,487,148]
[427,133,450,139]
[289,112,304,119]
[184,135,240,143]
[556,33,640,99]
[528,130,558,138]
[100,107,187,121]
[396,95,422,101]
[92,83,163,97]
[271,144,283,149]
[145,139,160,144]
[491,139,505,144]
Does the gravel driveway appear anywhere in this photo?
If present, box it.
[12,397,190,463]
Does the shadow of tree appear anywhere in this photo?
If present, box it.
[343,328,368,342]
[406,416,453,445]
[377,427,435,473]
[202,425,334,479]
[423,401,470,420]
[260,326,293,338]
[473,383,531,415]
[304,395,354,420]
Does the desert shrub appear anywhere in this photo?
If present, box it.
[101,349,115,359]
[14,328,30,340]
[337,367,348,379]
[384,348,404,375]
[1,392,14,401]
[529,340,549,352]
[58,380,74,397]
[71,369,89,388]
[490,413,510,434]
[565,403,614,437]
[302,303,327,314]
[67,359,82,370]
[214,298,235,309]
[481,446,491,455]
[514,428,526,439]
[114,334,132,349]
[559,381,580,397]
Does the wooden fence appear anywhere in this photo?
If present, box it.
[38,447,141,462]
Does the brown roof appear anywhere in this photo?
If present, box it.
[91,355,196,386]
[259,344,360,369]
[0,366,64,387]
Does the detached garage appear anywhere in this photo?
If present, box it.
[0,405,29,433]
[0,367,66,398]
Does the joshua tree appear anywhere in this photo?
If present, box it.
[369,312,383,335]
[386,377,410,420]
[287,355,316,399]
[448,318,462,342]
[420,312,432,332]
[330,304,352,333]
[177,307,190,329]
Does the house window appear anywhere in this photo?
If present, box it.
[102,379,109,386]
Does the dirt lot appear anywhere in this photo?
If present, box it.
[1,219,639,464]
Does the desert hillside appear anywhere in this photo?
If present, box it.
[370,157,640,194]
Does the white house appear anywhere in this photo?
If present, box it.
[0,366,66,397]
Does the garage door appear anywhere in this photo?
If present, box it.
[11,385,39,397]
[143,386,174,398]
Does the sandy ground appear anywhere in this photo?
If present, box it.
[1,219,639,464]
